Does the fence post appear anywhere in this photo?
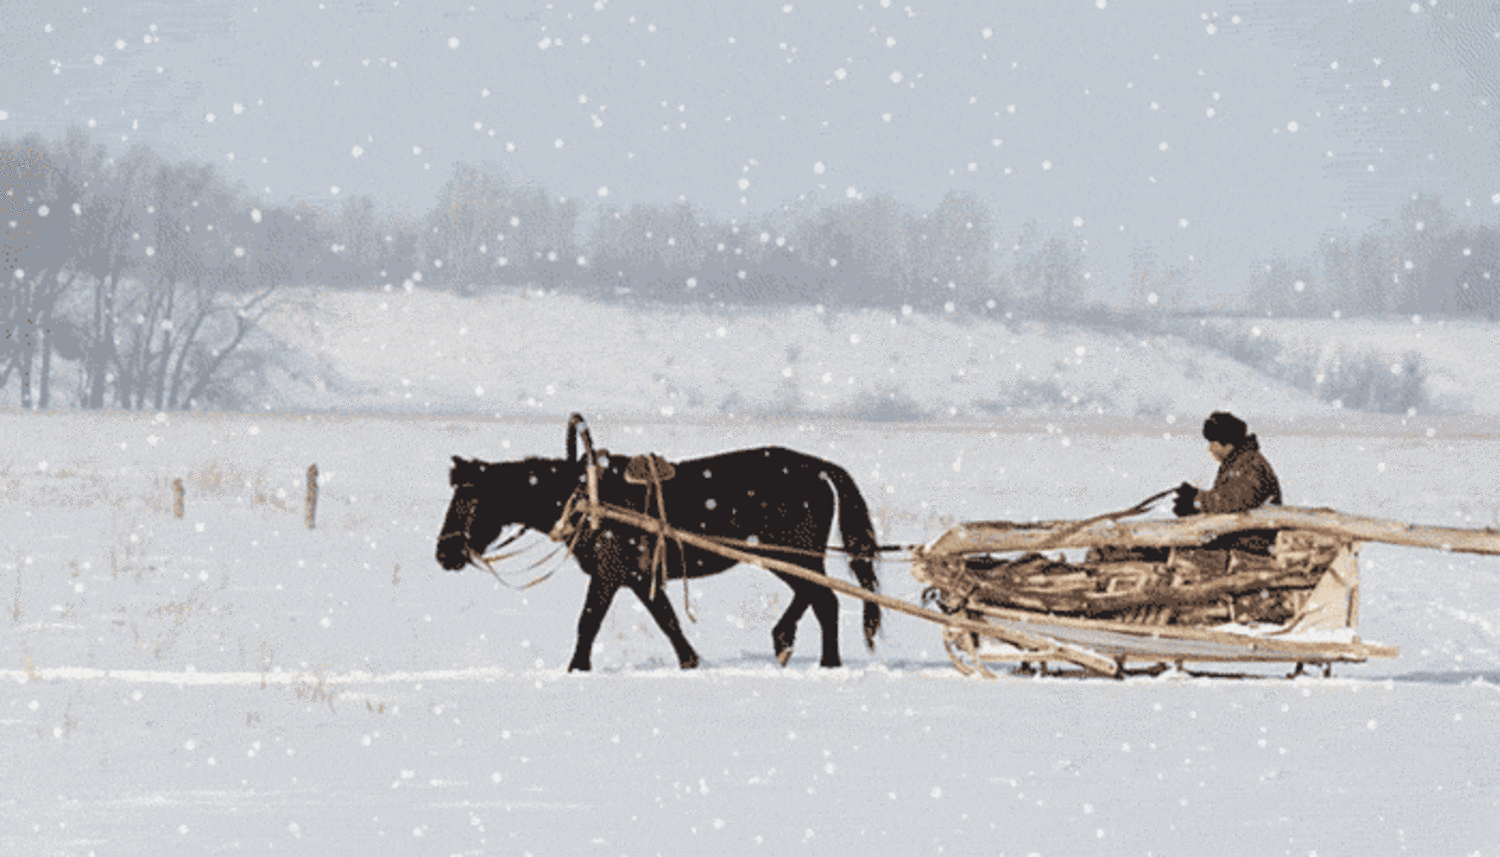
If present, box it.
[173,478,185,519]
[306,464,319,530]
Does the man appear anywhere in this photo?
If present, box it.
[1173,411,1283,554]
[1174,411,1283,515]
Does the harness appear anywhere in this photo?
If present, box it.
[624,453,682,604]
[547,430,695,620]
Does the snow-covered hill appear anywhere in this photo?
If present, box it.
[252,287,1499,421]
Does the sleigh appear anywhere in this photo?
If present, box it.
[910,507,1500,678]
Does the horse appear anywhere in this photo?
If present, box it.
[435,416,880,671]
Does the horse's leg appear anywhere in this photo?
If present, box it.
[770,576,813,667]
[805,575,843,668]
[569,573,621,672]
[771,569,842,668]
[624,575,700,669]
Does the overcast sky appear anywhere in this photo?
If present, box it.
[3,0,1498,300]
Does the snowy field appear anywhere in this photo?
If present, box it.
[3,410,1499,855]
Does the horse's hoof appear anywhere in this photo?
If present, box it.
[679,655,700,670]
[567,661,591,673]
[776,649,792,667]
[820,657,842,668]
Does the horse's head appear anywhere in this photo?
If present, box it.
[435,455,585,571]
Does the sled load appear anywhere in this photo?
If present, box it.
[912,507,1500,677]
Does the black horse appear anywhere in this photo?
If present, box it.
[436,419,880,671]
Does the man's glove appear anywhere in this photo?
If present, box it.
[1172,481,1199,517]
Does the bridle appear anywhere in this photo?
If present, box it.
[449,412,601,591]
[463,526,562,590]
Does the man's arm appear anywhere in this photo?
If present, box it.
[1198,453,1279,514]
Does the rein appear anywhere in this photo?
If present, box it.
[468,539,561,591]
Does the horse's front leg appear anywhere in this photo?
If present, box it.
[624,574,700,669]
[569,572,621,672]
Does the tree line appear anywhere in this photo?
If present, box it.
[5,127,1497,411]
[1244,194,1500,320]
[395,160,1500,322]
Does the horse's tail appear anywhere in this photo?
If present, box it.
[822,463,881,650]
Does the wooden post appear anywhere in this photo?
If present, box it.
[305,464,318,530]
[173,478,185,519]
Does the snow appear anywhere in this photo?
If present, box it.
[4,288,1500,851]
[247,287,1500,424]
[1,406,1498,853]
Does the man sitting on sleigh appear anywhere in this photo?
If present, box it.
[1172,410,1285,556]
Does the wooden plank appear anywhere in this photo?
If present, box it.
[923,506,1500,557]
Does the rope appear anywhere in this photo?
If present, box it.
[641,454,691,616]
[469,539,563,591]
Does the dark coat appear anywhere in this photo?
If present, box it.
[1198,434,1282,514]
[1194,434,1283,555]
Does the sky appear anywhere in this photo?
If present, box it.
[3,0,1499,300]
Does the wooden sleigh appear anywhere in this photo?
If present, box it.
[910,507,1500,677]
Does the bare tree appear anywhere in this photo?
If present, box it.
[0,133,82,409]
[1352,232,1399,315]
[588,201,705,301]
[1448,226,1500,320]
[106,158,277,411]
[59,142,163,409]
[1247,256,1323,317]
[1010,221,1085,317]
[1392,193,1455,314]
[915,192,994,312]
[1127,244,1187,319]
[422,163,579,292]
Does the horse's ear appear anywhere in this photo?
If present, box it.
[449,456,479,487]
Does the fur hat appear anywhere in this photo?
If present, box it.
[1201,411,1248,445]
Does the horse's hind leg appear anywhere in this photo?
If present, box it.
[569,574,621,672]
[771,587,810,667]
[772,574,842,668]
[625,576,700,669]
[806,581,843,668]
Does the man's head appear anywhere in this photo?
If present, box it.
[1202,411,1247,462]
